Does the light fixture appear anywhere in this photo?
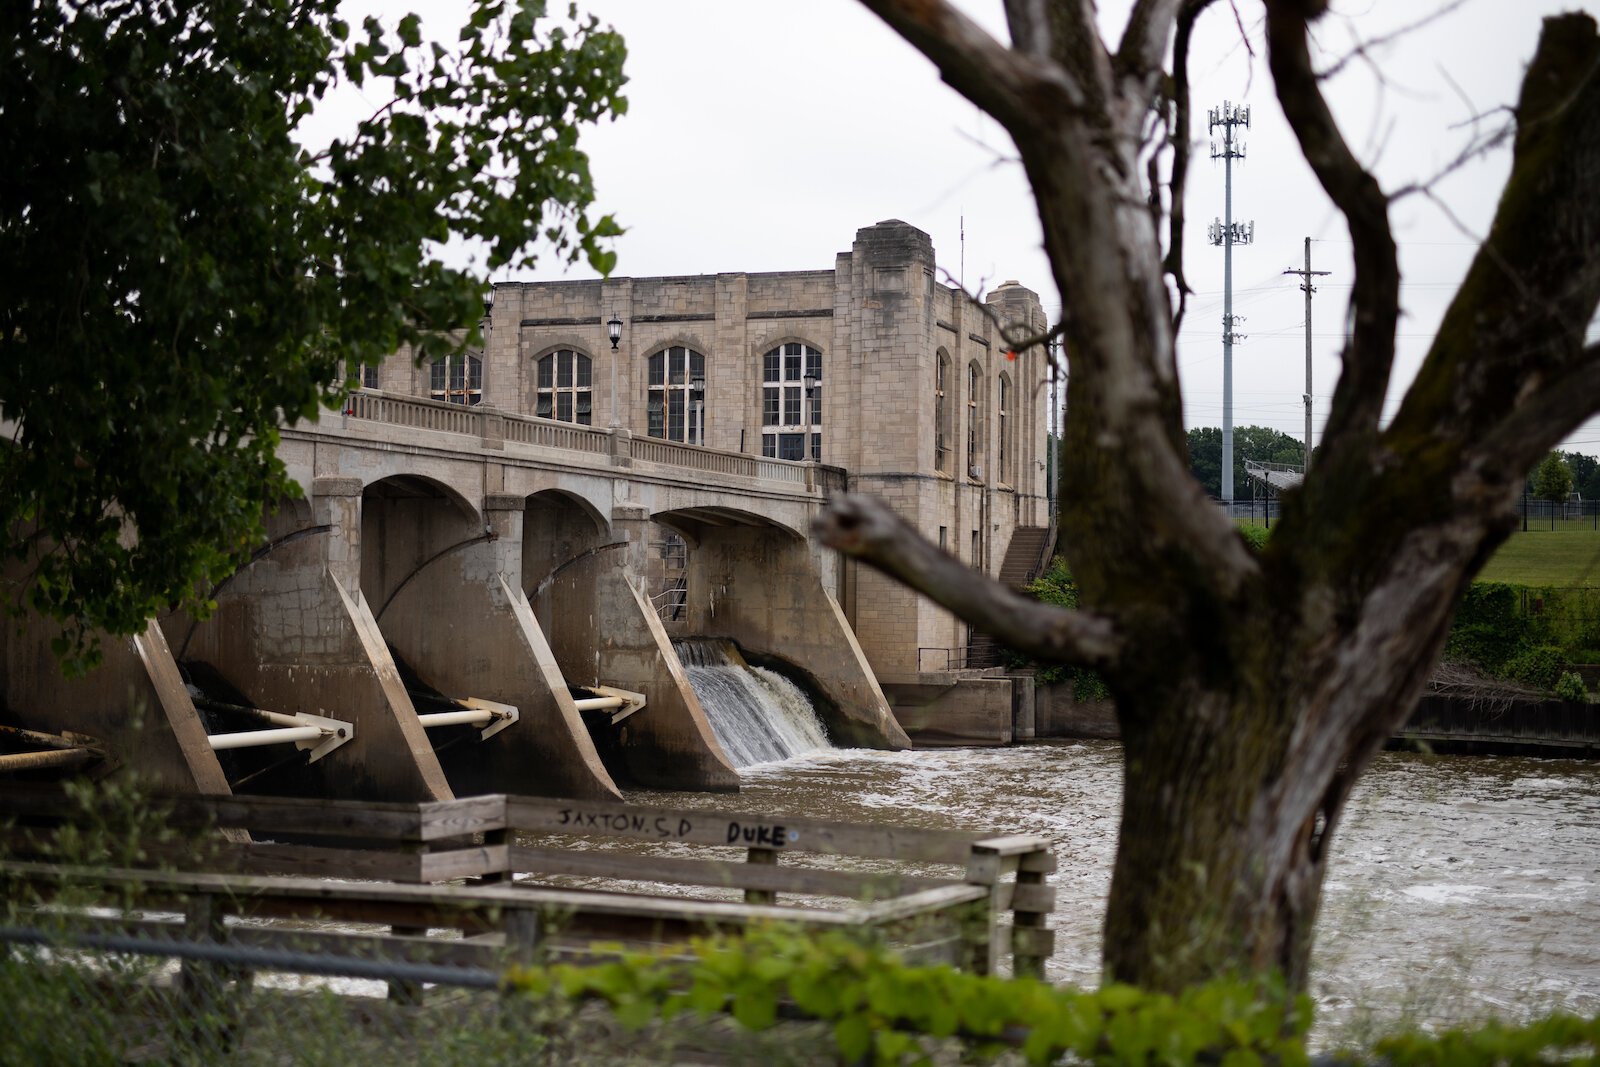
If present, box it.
[803,371,820,394]
[607,316,623,350]
[483,285,495,313]
[690,374,705,395]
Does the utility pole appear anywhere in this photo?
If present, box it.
[1208,101,1253,504]
[1283,237,1330,472]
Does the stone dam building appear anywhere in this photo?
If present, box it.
[1,220,1057,800]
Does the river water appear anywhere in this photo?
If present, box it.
[627,741,1600,1042]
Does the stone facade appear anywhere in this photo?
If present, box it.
[371,220,1051,681]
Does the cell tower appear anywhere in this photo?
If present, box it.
[1208,101,1253,504]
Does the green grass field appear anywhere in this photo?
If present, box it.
[1477,530,1600,587]
[1235,520,1600,587]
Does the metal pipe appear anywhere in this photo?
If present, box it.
[416,709,494,729]
[207,726,324,751]
[191,696,304,729]
[0,747,96,772]
[571,696,625,712]
[0,723,92,751]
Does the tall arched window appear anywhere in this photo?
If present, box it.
[966,362,984,478]
[535,349,593,424]
[761,342,821,460]
[647,345,705,443]
[430,353,482,405]
[997,373,1012,485]
[935,350,952,473]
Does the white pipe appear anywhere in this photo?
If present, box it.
[208,726,324,751]
[572,696,625,712]
[417,708,495,729]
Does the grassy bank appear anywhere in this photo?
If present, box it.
[1476,531,1600,587]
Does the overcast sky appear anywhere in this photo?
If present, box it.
[356,0,1600,456]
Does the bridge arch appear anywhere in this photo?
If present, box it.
[360,473,484,621]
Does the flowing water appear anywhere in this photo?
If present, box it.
[673,639,831,767]
[625,741,1600,1042]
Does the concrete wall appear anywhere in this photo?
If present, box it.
[169,483,452,802]
[534,506,738,792]
[676,519,909,750]
[374,492,621,800]
[1034,684,1121,739]
[1,611,230,795]
[882,676,1016,748]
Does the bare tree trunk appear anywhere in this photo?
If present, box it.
[827,2,1600,994]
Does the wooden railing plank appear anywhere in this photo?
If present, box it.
[507,845,945,900]
[507,795,979,864]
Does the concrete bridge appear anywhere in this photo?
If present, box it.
[1,392,908,803]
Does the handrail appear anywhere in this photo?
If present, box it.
[341,390,825,489]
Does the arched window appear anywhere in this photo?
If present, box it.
[535,349,593,424]
[647,345,705,443]
[761,342,821,460]
[935,349,952,473]
[430,353,482,405]
[997,373,1011,484]
[966,362,984,478]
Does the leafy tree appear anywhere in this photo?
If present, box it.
[0,0,625,670]
[1533,452,1574,502]
[818,2,1600,994]
[1533,452,1575,504]
[1186,424,1305,499]
[1561,450,1600,500]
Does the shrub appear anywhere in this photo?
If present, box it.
[1555,671,1588,703]
[1237,522,1271,551]
[1504,645,1566,692]
[1446,583,1530,674]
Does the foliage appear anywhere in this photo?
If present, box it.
[1186,425,1305,500]
[1555,670,1587,703]
[1533,452,1575,503]
[1503,645,1566,692]
[1445,583,1530,675]
[1374,1012,1600,1066]
[1559,450,1600,501]
[1014,557,1109,697]
[1236,523,1271,552]
[508,927,1315,1066]
[1445,580,1600,692]
[0,0,625,671]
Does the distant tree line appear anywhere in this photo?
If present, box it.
[1530,451,1600,501]
[1185,426,1306,500]
[1184,432,1600,505]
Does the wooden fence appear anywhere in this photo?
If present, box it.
[0,789,1055,994]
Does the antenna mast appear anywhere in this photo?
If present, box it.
[1283,237,1331,473]
[1208,101,1253,504]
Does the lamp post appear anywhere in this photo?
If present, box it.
[690,374,705,447]
[802,370,820,462]
[606,316,623,429]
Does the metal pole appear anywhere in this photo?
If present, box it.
[1284,238,1330,473]
[1303,237,1313,469]
[1223,116,1234,505]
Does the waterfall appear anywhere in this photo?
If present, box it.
[674,639,831,768]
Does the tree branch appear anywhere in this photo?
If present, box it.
[1265,1,1399,462]
[814,494,1123,669]
[1388,13,1600,484]
[1116,0,1183,85]
[1477,345,1600,468]
[1162,0,1219,334]
[857,0,1083,133]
